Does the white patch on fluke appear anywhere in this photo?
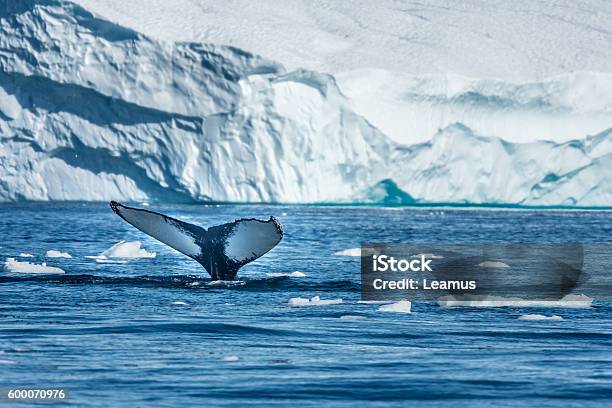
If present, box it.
[4,258,64,274]
[46,250,72,258]
[224,219,281,262]
[288,296,343,307]
[378,300,411,313]
[114,205,200,257]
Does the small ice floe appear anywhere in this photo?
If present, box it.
[46,250,72,258]
[340,315,368,321]
[95,259,128,264]
[18,253,34,258]
[519,314,563,321]
[0,359,17,365]
[288,296,343,307]
[171,301,189,306]
[438,294,592,308]
[266,271,306,278]
[281,212,288,216]
[411,253,444,259]
[477,261,510,268]
[222,356,240,361]
[4,258,64,274]
[358,300,394,304]
[378,300,411,313]
[333,247,361,257]
[87,240,156,261]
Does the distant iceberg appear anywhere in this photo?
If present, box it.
[0,1,609,206]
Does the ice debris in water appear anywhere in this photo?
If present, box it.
[519,314,563,321]
[438,294,592,308]
[477,261,510,268]
[87,240,156,260]
[288,296,343,307]
[333,248,361,257]
[4,258,64,274]
[18,253,34,258]
[411,253,444,259]
[340,315,368,321]
[378,300,411,313]
[46,250,72,258]
[222,356,240,361]
[266,271,306,277]
[171,301,189,306]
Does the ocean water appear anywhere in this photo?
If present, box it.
[0,203,610,407]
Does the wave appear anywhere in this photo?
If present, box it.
[0,273,359,292]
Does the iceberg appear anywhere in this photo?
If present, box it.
[0,1,610,206]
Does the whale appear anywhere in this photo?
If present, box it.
[109,201,283,280]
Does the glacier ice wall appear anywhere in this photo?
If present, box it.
[0,0,610,206]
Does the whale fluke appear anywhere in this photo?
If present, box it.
[109,201,283,280]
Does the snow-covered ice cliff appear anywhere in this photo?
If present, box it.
[0,0,610,206]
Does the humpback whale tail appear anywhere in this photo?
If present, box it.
[109,201,283,280]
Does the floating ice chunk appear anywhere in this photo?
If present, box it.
[333,248,361,257]
[46,250,72,258]
[411,253,444,259]
[438,294,592,308]
[0,359,17,365]
[378,300,411,313]
[519,314,563,321]
[288,296,343,307]
[340,315,368,320]
[95,259,128,264]
[358,300,394,304]
[266,271,306,278]
[171,301,189,306]
[223,356,240,361]
[101,240,156,258]
[18,253,34,258]
[87,240,156,260]
[4,258,64,274]
[477,261,510,268]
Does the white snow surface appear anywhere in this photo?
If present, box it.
[73,0,612,80]
[4,258,65,274]
[0,1,610,206]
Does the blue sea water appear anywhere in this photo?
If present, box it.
[0,203,611,407]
